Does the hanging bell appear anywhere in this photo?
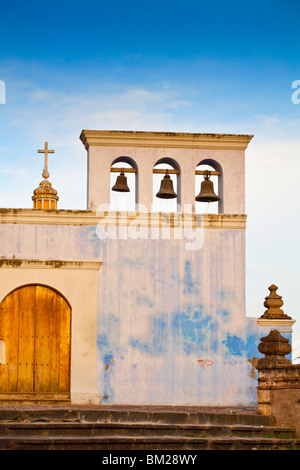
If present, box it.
[111,170,130,192]
[156,170,177,199]
[195,171,220,203]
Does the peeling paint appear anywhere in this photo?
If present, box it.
[136,295,154,308]
[172,307,212,355]
[102,353,115,403]
[129,316,167,355]
[223,334,245,356]
[182,261,195,294]
[247,357,259,379]
[197,359,214,368]
[0,257,22,267]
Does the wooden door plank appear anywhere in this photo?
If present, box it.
[35,285,51,393]
[49,289,60,392]
[17,286,35,392]
[3,290,20,392]
[58,295,71,392]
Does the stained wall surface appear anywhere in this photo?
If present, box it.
[0,219,279,406]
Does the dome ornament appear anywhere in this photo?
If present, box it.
[32,142,59,210]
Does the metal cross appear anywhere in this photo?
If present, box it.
[38,142,55,179]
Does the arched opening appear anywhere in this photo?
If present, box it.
[152,158,181,213]
[0,283,72,308]
[0,284,71,401]
[110,157,138,211]
[195,159,222,214]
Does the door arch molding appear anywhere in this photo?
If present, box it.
[0,283,72,309]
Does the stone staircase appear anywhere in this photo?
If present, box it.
[0,405,299,450]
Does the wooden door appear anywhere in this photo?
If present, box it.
[0,285,71,402]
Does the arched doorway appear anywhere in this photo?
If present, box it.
[0,284,71,402]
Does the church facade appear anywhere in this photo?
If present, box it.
[0,130,295,405]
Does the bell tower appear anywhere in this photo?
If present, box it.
[78,130,257,406]
[80,130,252,214]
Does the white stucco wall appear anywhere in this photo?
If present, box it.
[0,216,265,406]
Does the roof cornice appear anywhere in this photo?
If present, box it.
[0,209,247,230]
[80,130,254,151]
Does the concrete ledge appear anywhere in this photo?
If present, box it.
[0,208,247,229]
[0,258,102,270]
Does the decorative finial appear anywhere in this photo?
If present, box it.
[257,329,292,368]
[32,142,59,210]
[260,284,291,319]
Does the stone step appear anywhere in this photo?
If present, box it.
[0,421,296,439]
[0,405,276,426]
[0,435,299,451]
[0,405,298,451]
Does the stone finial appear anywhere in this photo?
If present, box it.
[260,284,291,319]
[257,329,292,368]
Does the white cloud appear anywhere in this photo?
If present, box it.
[255,114,279,128]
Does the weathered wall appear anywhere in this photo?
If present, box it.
[0,220,291,406]
[269,388,300,435]
[98,229,250,405]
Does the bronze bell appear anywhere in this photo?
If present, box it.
[111,170,130,192]
[195,171,220,203]
[156,170,177,199]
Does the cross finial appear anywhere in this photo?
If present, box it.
[37,142,55,179]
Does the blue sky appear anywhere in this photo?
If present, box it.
[0,0,300,352]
